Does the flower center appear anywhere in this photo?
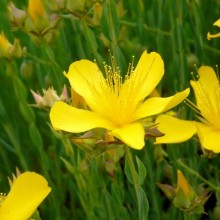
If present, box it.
[91,56,140,126]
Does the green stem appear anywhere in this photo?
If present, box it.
[3,123,28,170]
[120,20,220,55]
[125,146,142,220]
[183,213,196,220]
[145,148,161,220]
[25,51,50,65]
[42,41,63,90]
[177,160,220,193]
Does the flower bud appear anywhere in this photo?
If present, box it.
[66,0,93,16]
[7,2,27,30]
[20,60,34,80]
[8,0,61,43]
[158,170,209,215]
[0,32,22,60]
[30,86,68,109]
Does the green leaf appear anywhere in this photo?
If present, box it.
[12,77,27,101]
[136,156,147,185]
[101,0,120,41]
[29,124,43,149]
[81,20,98,56]
[60,157,75,174]
[111,180,125,205]
[137,186,149,220]
[124,155,134,185]
[19,102,35,123]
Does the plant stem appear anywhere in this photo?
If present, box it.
[125,146,146,220]
[145,147,161,220]
[183,213,197,220]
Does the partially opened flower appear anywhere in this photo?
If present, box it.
[158,170,208,214]
[190,66,220,152]
[207,19,220,40]
[0,171,51,220]
[50,51,189,150]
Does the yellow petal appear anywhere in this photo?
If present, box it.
[0,33,12,58]
[195,122,220,153]
[109,123,145,150]
[190,66,219,123]
[132,88,190,121]
[207,19,220,40]
[214,18,220,27]
[207,32,220,40]
[65,60,107,113]
[191,66,218,106]
[177,170,191,197]
[28,0,46,23]
[123,51,164,103]
[154,115,196,144]
[50,101,116,132]
[0,172,51,220]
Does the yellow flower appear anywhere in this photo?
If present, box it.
[155,66,220,151]
[207,18,220,40]
[0,172,51,220]
[190,66,220,152]
[50,51,189,150]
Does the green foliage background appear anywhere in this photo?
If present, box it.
[0,0,220,219]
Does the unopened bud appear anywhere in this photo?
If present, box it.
[20,60,33,79]
[8,2,27,29]
[0,32,22,59]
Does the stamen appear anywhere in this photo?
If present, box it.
[216,65,219,81]
[0,193,6,206]
[184,99,201,115]
[190,71,199,81]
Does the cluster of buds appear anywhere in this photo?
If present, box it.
[66,0,96,18]
[0,32,22,60]
[31,85,68,109]
[51,0,103,26]
[157,170,209,214]
[71,130,124,176]
[8,0,60,43]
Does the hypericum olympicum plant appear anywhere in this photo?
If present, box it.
[50,51,189,149]
[207,18,220,40]
[0,32,22,60]
[0,172,51,220]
